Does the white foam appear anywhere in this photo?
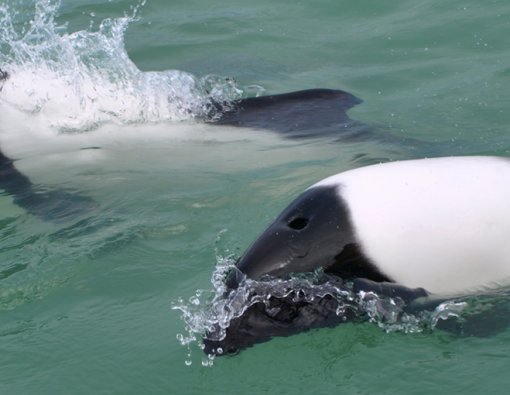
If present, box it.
[0,0,242,134]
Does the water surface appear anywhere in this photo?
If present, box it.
[1,0,510,393]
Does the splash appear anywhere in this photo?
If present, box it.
[171,255,236,367]
[172,254,477,366]
[0,0,244,133]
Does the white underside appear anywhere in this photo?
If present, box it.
[0,103,326,185]
[314,156,510,296]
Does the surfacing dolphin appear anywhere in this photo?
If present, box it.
[203,156,510,355]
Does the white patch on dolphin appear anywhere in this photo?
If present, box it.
[235,156,510,296]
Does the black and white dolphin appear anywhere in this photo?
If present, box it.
[204,156,510,356]
[232,156,510,296]
[0,88,365,219]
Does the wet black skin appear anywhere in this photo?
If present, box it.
[203,282,358,356]
[209,88,371,140]
[227,185,391,289]
[204,185,423,356]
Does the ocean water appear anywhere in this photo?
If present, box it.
[1,0,510,394]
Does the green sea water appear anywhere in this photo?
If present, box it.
[1,0,510,394]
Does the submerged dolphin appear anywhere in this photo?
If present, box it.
[0,87,365,218]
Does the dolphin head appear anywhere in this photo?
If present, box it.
[227,185,357,288]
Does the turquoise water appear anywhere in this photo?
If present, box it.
[1,0,510,393]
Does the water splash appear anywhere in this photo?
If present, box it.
[173,256,510,366]
[359,290,466,334]
[0,0,244,133]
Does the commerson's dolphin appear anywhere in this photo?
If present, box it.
[203,156,510,355]
[0,83,366,218]
[233,156,510,295]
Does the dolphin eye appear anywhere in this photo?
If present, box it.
[288,217,309,230]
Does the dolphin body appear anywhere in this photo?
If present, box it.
[0,88,365,219]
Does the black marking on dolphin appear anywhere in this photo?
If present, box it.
[227,185,390,289]
[208,88,477,159]
[203,275,428,356]
[209,88,371,140]
[210,185,433,356]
